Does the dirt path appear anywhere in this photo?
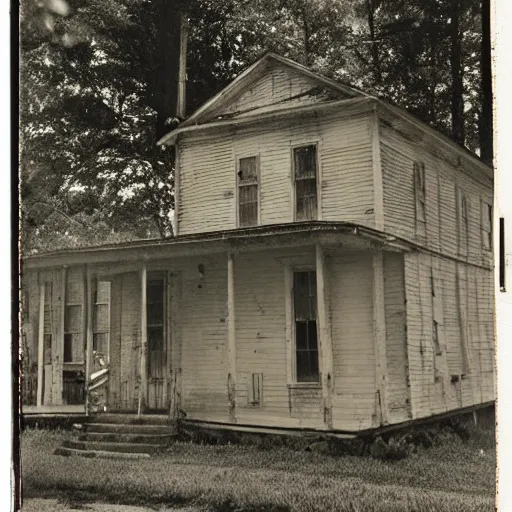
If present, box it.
[22,498,201,512]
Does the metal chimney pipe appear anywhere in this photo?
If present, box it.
[176,11,188,119]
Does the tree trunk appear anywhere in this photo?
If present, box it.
[479,0,493,164]
[450,0,466,146]
[152,1,182,140]
[300,5,312,66]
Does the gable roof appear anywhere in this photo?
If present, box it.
[179,52,369,129]
[157,52,492,178]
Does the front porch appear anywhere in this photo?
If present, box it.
[22,222,411,431]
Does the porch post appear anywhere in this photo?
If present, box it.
[227,251,236,422]
[85,267,93,415]
[315,244,334,429]
[36,278,45,407]
[372,251,389,425]
[138,263,148,415]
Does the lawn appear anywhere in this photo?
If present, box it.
[21,426,496,512]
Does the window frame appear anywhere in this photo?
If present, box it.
[285,265,320,387]
[235,154,260,228]
[413,161,426,229]
[146,272,167,378]
[291,142,321,222]
[92,280,111,364]
[456,187,469,256]
[481,199,493,251]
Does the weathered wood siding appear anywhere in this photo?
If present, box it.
[21,271,40,406]
[383,253,411,423]
[178,112,374,234]
[379,120,493,266]
[404,252,494,419]
[214,64,348,120]
[328,251,377,431]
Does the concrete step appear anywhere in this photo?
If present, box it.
[78,432,177,444]
[90,414,172,425]
[62,439,163,454]
[85,423,176,435]
[54,446,151,459]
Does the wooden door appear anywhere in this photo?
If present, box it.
[146,274,169,411]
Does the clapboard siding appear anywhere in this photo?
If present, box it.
[380,121,493,267]
[175,255,229,416]
[179,112,374,235]
[216,64,347,120]
[328,251,376,431]
[404,252,494,420]
[383,253,411,423]
[118,272,141,411]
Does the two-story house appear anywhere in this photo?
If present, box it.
[21,53,494,436]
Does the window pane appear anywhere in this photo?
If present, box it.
[296,321,308,350]
[307,321,318,350]
[239,157,258,183]
[294,146,317,179]
[239,202,258,227]
[296,178,317,220]
[147,302,164,326]
[296,350,319,382]
[148,326,164,350]
[65,305,82,332]
[147,280,164,302]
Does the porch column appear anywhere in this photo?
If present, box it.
[84,267,93,415]
[227,251,236,422]
[372,251,389,425]
[316,244,334,429]
[138,263,148,415]
[36,279,45,407]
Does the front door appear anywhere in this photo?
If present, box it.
[146,274,169,411]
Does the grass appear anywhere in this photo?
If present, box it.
[21,426,496,512]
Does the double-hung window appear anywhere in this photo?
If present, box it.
[414,161,426,231]
[457,187,469,256]
[293,271,319,382]
[481,200,492,251]
[237,156,259,227]
[293,145,318,221]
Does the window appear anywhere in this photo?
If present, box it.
[414,161,426,226]
[293,145,318,221]
[64,305,82,363]
[457,188,468,256]
[237,156,259,227]
[481,200,492,251]
[93,281,111,357]
[293,271,319,382]
[147,277,166,378]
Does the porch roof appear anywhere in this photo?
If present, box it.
[23,221,413,271]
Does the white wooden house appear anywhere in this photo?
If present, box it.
[21,53,495,434]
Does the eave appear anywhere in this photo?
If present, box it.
[22,221,413,271]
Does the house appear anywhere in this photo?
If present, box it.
[21,53,495,435]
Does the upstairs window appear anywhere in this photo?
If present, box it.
[237,156,259,227]
[294,145,318,221]
[481,200,492,251]
[293,271,319,383]
[457,188,469,256]
[414,161,426,227]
